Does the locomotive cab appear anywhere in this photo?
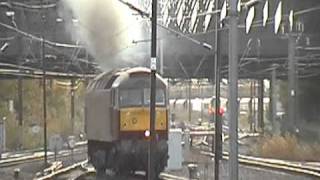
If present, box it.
[116,73,168,139]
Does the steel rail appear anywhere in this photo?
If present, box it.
[160,173,189,180]
[0,142,87,168]
[35,160,88,180]
[201,151,320,178]
[0,148,86,168]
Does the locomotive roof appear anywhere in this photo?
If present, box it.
[87,67,167,91]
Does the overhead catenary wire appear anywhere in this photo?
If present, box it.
[0,21,82,48]
[0,21,99,72]
[118,0,213,50]
[11,1,56,9]
[117,0,283,51]
[0,0,286,53]
[2,0,320,79]
[1,1,318,49]
[0,15,140,67]
[295,5,320,16]
[0,36,15,41]
[0,1,56,9]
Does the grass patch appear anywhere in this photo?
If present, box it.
[252,133,320,161]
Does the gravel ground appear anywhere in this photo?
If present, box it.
[0,162,42,180]
[166,148,314,180]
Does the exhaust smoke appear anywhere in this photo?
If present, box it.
[60,0,148,70]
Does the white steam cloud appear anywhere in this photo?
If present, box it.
[59,0,148,70]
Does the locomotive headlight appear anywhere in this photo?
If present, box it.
[144,130,150,137]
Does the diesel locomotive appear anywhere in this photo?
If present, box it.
[85,67,168,177]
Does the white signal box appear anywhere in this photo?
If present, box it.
[167,129,183,170]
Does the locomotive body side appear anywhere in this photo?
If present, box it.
[85,89,118,142]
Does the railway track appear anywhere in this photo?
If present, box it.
[189,129,320,178]
[159,173,188,180]
[0,148,44,160]
[0,140,186,180]
[34,159,188,180]
[35,160,94,180]
[201,150,320,179]
[32,151,320,180]
[0,142,87,168]
[12,136,319,179]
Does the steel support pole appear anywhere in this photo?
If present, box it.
[253,81,256,132]
[17,77,23,150]
[188,80,192,122]
[71,78,75,134]
[159,40,164,75]
[42,41,48,166]
[295,69,299,125]
[148,0,157,179]
[18,77,23,126]
[228,0,239,179]
[214,0,222,179]
[0,120,2,159]
[270,66,277,125]
[200,83,204,122]
[41,0,48,167]
[17,36,23,149]
[42,40,48,167]
[288,35,296,129]
[249,81,253,132]
[258,79,264,132]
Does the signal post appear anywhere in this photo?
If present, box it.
[149,0,157,179]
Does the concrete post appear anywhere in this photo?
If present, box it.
[228,0,239,179]
[188,80,192,122]
[249,81,253,131]
[258,79,264,132]
[270,66,277,126]
[288,35,296,129]
[253,80,257,132]
[71,78,75,134]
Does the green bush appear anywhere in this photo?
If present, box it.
[0,79,85,151]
